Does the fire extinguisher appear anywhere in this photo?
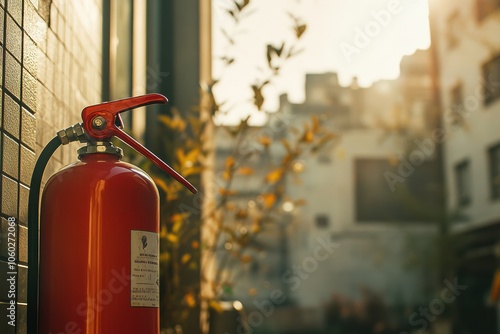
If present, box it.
[27,94,197,334]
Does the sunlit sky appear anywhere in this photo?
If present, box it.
[212,0,431,125]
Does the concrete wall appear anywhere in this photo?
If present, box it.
[0,0,102,332]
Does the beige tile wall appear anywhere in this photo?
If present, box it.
[0,1,103,333]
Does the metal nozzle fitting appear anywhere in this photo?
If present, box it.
[57,123,88,145]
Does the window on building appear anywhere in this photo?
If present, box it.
[250,260,260,275]
[355,158,439,222]
[483,54,500,105]
[315,214,330,228]
[476,0,500,21]
[449,82,465,127]
[318,154,332,164]
[455,160,472,207]
[488,143,500,199]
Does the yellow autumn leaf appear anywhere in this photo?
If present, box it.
[311,115,320,132]
[225,202,237,211]
[209,300,224,313]
[262,193,276,209]
[184,148,200,165]
[251,223,261,234]
[158,114,174,128]
[172,221,183,234]
[166,191,179,202]
[312,133,336,153]
[258,136,272,147]
[166,233,179,244]
[160,225,169,239]
[294,199,307,207]
[236,166,254,175]
[152,176,169,194]
[182,166,203,178]
[170,212,190,224]
[282,139,292,153]
[184,293,197,308]
[235,209,248,219]
[221,170,231,181]
[176,148,187,165]
[158,114,186,132]
[160,252,170,263]
[240,255,253,263]
[266,168,284,184]
[225,156,236,170]
[188,116,202,134]
[191,240,200,249]
[302,129,314,143]
[219,188,238,196]
[181,253,191,264]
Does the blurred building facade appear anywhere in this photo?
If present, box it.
[430,0,500,332]
[214,49,443,332]
[282,53,442,331]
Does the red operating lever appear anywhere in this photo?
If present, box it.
[81,93,197,194]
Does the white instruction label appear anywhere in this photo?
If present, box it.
[131,230,159,307]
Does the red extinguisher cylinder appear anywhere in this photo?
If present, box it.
[39,153,160,333]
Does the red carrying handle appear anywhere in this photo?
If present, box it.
[81,93,197,194]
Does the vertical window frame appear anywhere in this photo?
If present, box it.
[315,214,330,229]
[455,159,472,207]
[488,143,500,200]
[450,81,465,127]
[482,53,500,106]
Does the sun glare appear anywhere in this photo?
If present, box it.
[212,0,432,124]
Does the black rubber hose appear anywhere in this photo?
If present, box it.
[27,136,62,334]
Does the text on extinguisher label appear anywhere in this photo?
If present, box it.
[130,230,160,307]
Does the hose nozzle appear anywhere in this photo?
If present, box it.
[57,123,88,145]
